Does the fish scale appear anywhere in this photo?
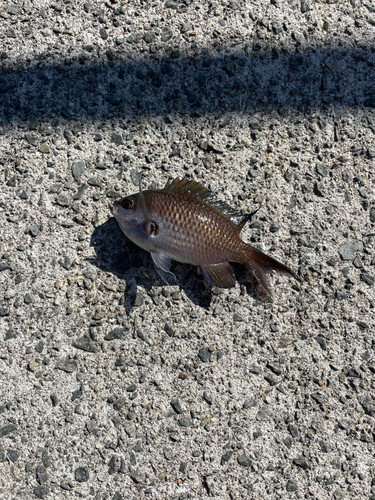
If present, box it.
[145,190,244,266]
[112,178,295,297]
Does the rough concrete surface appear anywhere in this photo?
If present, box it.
[0,0,375,499]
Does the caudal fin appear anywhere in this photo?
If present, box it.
[244,247,296,299]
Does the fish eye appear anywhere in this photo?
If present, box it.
[121,198,134,210]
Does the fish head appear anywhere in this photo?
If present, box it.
[112,194,140,232]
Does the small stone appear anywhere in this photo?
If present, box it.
[71,161,85,181]
[161,27,173,42]
[0,308,10,317]
[38,144,50,154]
[164,448,173,460]
[75,467,89,482]
[171,399,183,414]
[130,169,140,186]
[11,465,20,481]
[347,368,360,378]
[5,329,17,340]
[266,362,282,375]
[301,0,309,13]
[28,359,39,372]
[64,129,75,144]
[125,424,136,437]
[58,255,73,270]
[256,406,272,422]
[6,176,16,187]
[73,337,97,353]
[357,321,368,330]
[335,290,347,300]
[144,31,156,43]
[237,455,252,467]
[368,146,375,158]
[59,480,73,491]
[56,357,77,373]
[126,33,140,44]
[338,419,352,430]
[25,133,38,146]
[164,324,175,337]
[126,384,137,392]
[316,163,327,177]
[93,308,106,320]
[360,273,374,286]
[99,28,108,40]
[19,190,28,200]
[221,450,233,465]
[133,292,144,307]
[298,234,319,248]
[130,472,145,483]
[233,313,243,322]
[203,391,213,405]
[243,398,257,409]
[104,327,124,341]
[311,392,325,404]
[314,182,325,197]
[198,347,211,363]
[36,465,49,484]
[50,393,59,407]
[33,486,48,499]
[288,424,299,438]
[56,194,72,207]
[353,256,362,268]
[111,133,123,145]
[338,240,363,261]
[178,417,192,427]
[24,293,33,304]
[8,4,18,15]
[320,440,329,453]
[293,457,310,469]
[29,225,39,237]
[248,365,261,375]
[286,480,298,492]
[264,375,278,386]
[253,429,262,439]
[115,356,126,366]
[0,424,17,438]
[315,336,327,350]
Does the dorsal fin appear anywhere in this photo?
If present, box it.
[163,177,256,230]
[164,178,212,201]
[208,202,258,229]
[136,179,151,234]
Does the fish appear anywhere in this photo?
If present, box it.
[112,177,296,298]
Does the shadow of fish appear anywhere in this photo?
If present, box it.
[112,178,296,298]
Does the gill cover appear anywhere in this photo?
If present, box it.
[136,179,152,235]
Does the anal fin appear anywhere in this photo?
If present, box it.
[150,252,176,285]
[200,262,236,288]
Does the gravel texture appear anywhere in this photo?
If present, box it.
[1,1,375,499]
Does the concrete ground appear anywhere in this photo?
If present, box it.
[0,0,375,499]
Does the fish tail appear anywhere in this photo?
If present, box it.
[244,246,296,298]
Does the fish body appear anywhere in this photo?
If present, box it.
[112,178,295,296]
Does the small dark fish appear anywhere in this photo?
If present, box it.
[112,178,295,298]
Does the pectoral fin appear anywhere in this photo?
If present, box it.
[150,252,176,285]
[200,262,236,288]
